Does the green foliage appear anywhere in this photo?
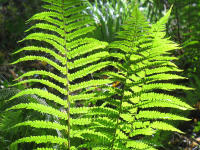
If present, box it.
[179,0,200,74]
[193,121,200,132]
[86,0,135,42]
[2,0,192,149]
[186,75,200,133]
[95,5,192,149]
[0,88,50,149]
[140,0,200,75]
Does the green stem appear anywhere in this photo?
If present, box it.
[61,0,71,149]
[110,93,124,150]
[110,77,127,150]
[111,22,137,149]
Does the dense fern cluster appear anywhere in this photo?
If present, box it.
[4,0,192,149]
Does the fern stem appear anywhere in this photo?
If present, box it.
[110,80,126,150]
[110,94,123,150]
[110,35,135,149]
[61,0,71,149]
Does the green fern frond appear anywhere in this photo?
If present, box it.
[13,46,66,64]
[13,120,68,131]
[145,66,183,75]
[12,79,66,95]
[152,6,172,32]
[7,103,68,120]
[139,92,193,109]
[68,40,108,58]
[66,26,96,41]
[69,93,97,101]
[9,2,110,149]
[142,83,194,91]
[69,61,110,81]
[68,52,109,69]
[94,5,193,150]
[126,140,156,150]
[150,121,183,133]
[10,135,68,148]
[21,33,65,45]
[11,56,66,73]
[69,79,112,92]
[130,128,156,137]
[25,23,64,35]
[8,88,67,108]
[136,111,190,121]
[71,118,92,125]
[14,70,66,85]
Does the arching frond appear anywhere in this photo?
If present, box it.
[90,5,193,149]
[8,0,109,149]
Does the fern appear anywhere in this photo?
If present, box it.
[7,0,110,149]
[85,5,193,150]
[5,0,192,150]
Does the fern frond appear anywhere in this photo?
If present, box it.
[8,88,67,108]
[108,42,131,53]
[71,118,92,125]
[126,140,156,150]
[136,111,190,121]
[7,103,68,120]
[27,11,63,26]
[145,66,182,75]
[70,107,90,114]
[68,40,108,59]
[13,120,68,131]
[142,73,186,83]
[13,46,66,64]
[25,23,63,35]
[21,33,65,45]
[69,93,97,101]
[14,70,66,85]
[137,100,191,110]
[8,0,113,149]
[90,107,119,116]
[65,19,94,33]
[68,51,109,69]
[96,5,193,150]
[10,135,68,148]
[11,56,66,74]
[139,92,193,109]
[152,6,172,32]
[130,128,156,137]
[12,79,66,95]
[66,26,96,41]
[142,83,193,91]
[69,61,110,81]
[150,121,183,133]
[69,79,112,92]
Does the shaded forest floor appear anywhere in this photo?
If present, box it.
[167,107,200,150]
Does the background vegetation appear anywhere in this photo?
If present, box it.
[0,0,199,149]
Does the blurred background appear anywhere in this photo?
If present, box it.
[0,0,199,149]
